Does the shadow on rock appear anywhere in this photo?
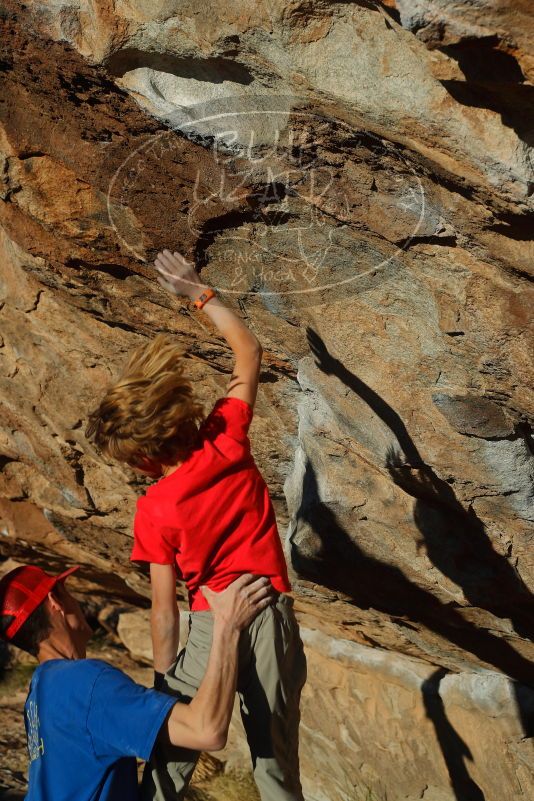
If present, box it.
[289,328,534,691]
[422,668,485,801]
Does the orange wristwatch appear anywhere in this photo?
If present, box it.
[193,288,216,310]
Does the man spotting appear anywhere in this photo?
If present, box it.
[0,563,273,801]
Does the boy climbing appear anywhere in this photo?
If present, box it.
[86,250,307,801]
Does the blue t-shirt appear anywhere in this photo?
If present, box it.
[24,658,175,801]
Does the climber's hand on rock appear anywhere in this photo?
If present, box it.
[154,250,209,300]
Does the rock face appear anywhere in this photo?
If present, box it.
[298,627,534,801]
[1,2,533,800]
[394,0,534,83]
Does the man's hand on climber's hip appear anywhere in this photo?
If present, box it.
[200,575,275,631]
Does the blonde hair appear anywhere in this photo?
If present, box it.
[86,335,204,465]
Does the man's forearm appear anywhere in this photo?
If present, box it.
[164,574,273,750]
[168,620,239,749]
[189,621,239,740]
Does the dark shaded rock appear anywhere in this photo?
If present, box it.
[432,393,513,438]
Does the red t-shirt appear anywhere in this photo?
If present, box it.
[131,397,291,610]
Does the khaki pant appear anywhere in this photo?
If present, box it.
[141,595,307,801]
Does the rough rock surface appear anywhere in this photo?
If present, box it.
[394,0,534,83]
[1,2,533,800]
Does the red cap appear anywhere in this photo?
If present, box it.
[0,564,80,641]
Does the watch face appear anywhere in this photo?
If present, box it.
[195,289,214,308]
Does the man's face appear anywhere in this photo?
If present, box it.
[54,582,92,651]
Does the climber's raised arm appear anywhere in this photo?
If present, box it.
[154,250,262,408]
